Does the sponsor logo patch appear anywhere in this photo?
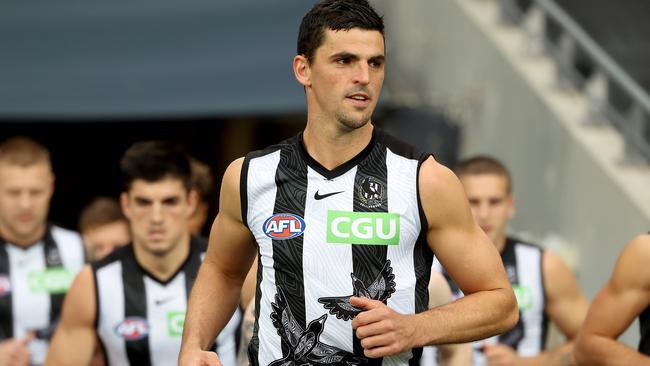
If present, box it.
[167,311,185,336]
[114,317,150,341]
[512,284,534,310]
[0,275,11,296]
[263,213,306,240]
[28,267,74,294]
[326,211,400,245]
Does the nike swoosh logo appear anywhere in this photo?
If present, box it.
[314,190,344,200]
[154,296,175,306]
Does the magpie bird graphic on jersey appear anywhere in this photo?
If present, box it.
[318,260,396,321]
[270,287,366,366]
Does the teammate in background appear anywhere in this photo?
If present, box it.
[187,158,214,236]
[45,141,240,366]
[575,234,650,365]
[453,155,588,365]
[179,1,517,365]
[0,136,85,366]
[78,197,130,261]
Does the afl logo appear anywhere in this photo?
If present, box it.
[263,213,306,240]
[114,317,150,341]
[0,275,11,297]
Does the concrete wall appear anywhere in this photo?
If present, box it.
[374,0,650,346]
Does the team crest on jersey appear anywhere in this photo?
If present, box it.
[0,275,11,296]
[263,213,306,240]
[114,317,150,341]
[358,176,384,209]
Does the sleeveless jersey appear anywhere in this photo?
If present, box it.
[428,237,547,365]
[242,129,433,366]
[0,225,85,365]
[92,237,241,366]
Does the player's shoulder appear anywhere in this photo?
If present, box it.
[50,224,83,246]
[91,244,132,271]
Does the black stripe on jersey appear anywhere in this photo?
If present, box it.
[248,254,263,366]
[498,238,524,348]
[272,144,309,352]
[410,155,434,366]
[0,240,12,339]
[351,142,388,366]
[122,253,151,366]
[43,228,65,329]
[539,249,549,351]
[240,156,251,229]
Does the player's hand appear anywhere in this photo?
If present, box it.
[0,333,34,366]
[178,350,222,366]
[350,296,415,358]
[484,343,520,366]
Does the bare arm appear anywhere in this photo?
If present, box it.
[179,158,257,365]
[485,251,589,366]
[428,271,472,366]
[417,158,518,344]
[352,158,517,358]
[44,266,96,366]
[575,235,650,366]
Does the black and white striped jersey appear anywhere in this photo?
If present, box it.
[92,236,241,366]
[242,128,434,366]
[429,237,547,365]
[0,225,85,365]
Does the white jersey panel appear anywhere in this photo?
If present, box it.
[245,150,282,366]
[302,165,356,352]
[96,261,129,366]
[7,243,49,364]
[384,148,421,365]
[514,244,545,356]
[145,274,187,366]
[51,226,84,274]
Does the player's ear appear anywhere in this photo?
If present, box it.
[293,55,311,87]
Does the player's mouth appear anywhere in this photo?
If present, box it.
[346,93,371,107]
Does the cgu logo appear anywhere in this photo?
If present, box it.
[263,213,306,240]
[327,211,400,245]
[114,317,150,341]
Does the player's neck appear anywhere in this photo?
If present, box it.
[302,121,373,170]
[494,233,507,253]
[0,224,46,248]
[133,235,191,282]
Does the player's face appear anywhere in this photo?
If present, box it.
[0,162,53,244]
[83,220,131,260]
[122,178,196,256]
[459,174,514,250]
[299,28,385,130]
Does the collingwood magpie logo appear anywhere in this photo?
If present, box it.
[318,260,396,321]
[358,176,383,209]
[270,287,366,365]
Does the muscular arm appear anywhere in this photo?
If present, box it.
[352,158,517,358]
[180,158,257,364]
[44,266,96,366]
[428,271,472,366]
[417,158,518,345]
[485,251,589,366]
[575,235,650,366]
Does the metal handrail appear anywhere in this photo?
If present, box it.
[534,0,650,113]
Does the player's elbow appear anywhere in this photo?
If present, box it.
[497,288,519,333]
[573,332,597,365]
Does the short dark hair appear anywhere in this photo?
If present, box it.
[455,155,513,193]
[190,158,214,202]
[298,0,384,63]
[78,197,127,233]
[0,136,51,167]
[120,141,192,192]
